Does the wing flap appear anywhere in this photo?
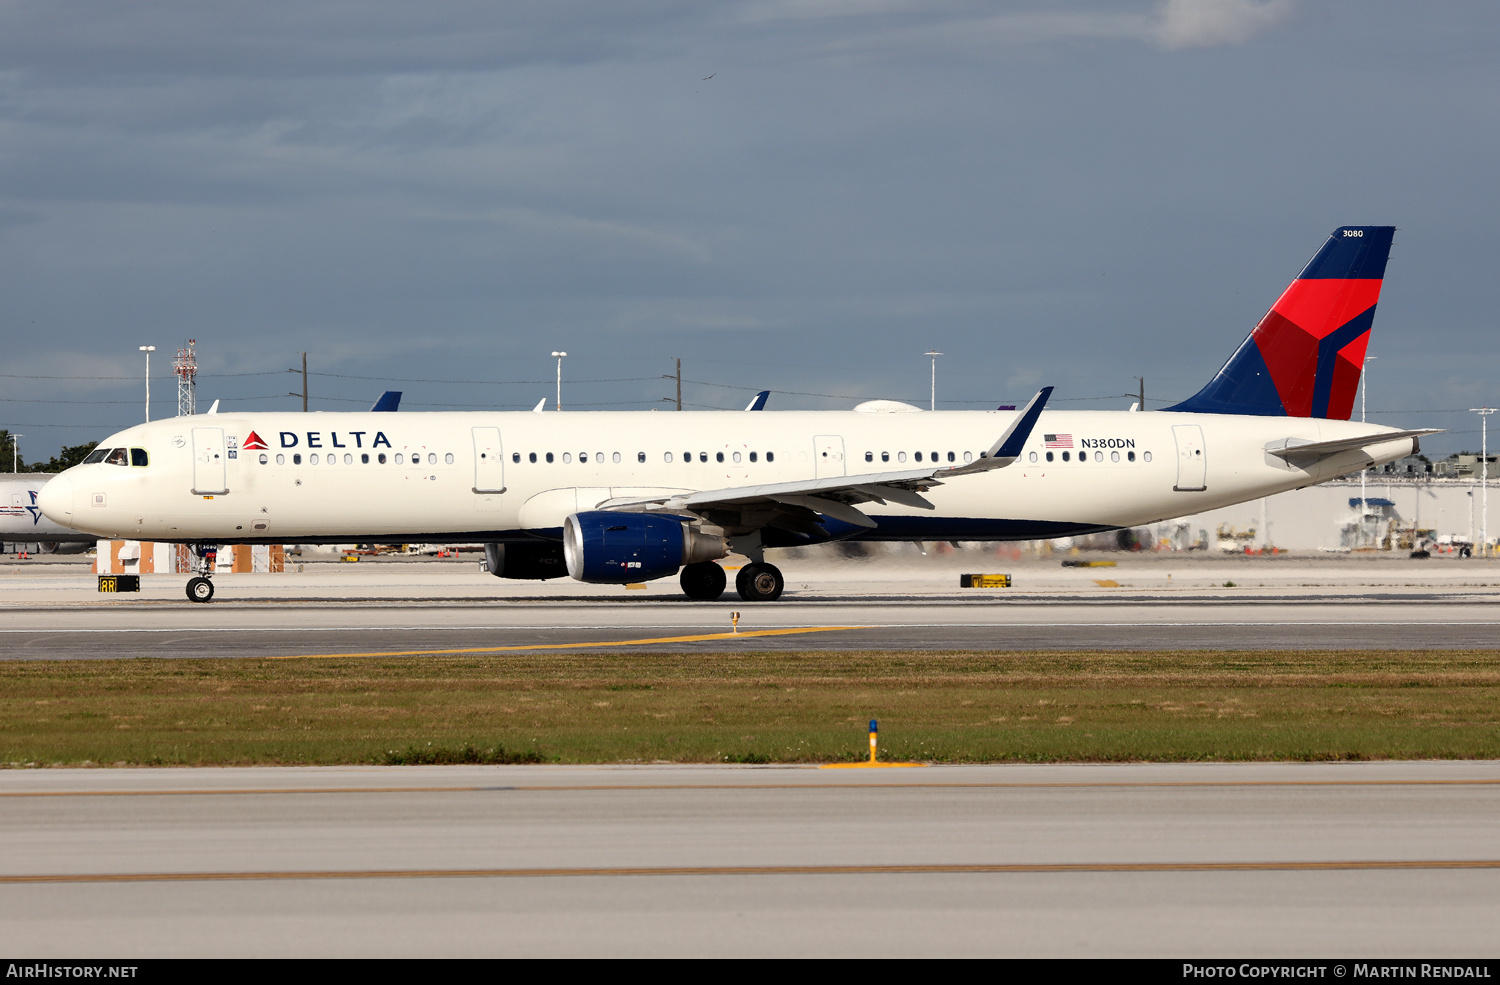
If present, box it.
[600,386,1054,527]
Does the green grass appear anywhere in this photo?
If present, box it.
[1,649,1498,766]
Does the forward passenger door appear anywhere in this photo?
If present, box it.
[191,427,229,495]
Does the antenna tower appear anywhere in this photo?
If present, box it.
[174,339,197,417]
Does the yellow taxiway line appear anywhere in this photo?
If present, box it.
[265,625,867,660]
[3,859,1498,884]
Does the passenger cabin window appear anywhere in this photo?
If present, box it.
[258,453,268,465]
[130,448,148,467]
[665,452,674,463]
[766,452,774,462]
[750,452,758,462]
[513,453,521,463]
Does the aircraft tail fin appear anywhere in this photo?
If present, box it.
[1166,226,1396,419]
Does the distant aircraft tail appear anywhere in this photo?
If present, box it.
[1166,226,1396,419]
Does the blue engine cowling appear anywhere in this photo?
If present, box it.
[563,512,727,584]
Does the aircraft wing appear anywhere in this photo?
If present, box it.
[600,387,1053,530]
[1266,428,1440,463]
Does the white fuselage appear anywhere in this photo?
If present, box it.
[38,408,1416,546]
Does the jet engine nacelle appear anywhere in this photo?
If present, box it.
[484,541,568,580]
[562,511,727,584]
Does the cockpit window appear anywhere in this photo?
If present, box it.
[130,448,148,467]
[105,448,128,466]
[82,448,110,465]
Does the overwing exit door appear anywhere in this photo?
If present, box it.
[814,435,846,479]
[472,427,506,511]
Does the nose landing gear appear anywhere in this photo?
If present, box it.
[186,544,219,603]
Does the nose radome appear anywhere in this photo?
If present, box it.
[36,473,74,522]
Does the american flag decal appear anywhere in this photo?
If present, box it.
[1043,433,1073,449]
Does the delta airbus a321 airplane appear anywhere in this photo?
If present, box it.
[40,226,1436,603]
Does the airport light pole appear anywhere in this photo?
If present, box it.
[551,351,567,411]
[925,350,943,411]
[139,346,156,422]
[1471,407,1496,557]
[11,434,21,473]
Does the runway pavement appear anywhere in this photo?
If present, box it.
[1,761,1497,957]
[5,552,1500,655]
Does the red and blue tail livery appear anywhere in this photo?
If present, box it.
[1167,226,1396,419]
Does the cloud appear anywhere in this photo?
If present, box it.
[1154,0,1292,50]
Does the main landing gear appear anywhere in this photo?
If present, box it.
[735,562,784,602]
[678,560,786,601]
[185,544,219,603]
[680,561,727,601]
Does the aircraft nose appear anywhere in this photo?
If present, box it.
[36,473,74,522]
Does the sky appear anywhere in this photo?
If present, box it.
[2,0,1499,459]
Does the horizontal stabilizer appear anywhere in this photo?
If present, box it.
[1266,428,1440,462]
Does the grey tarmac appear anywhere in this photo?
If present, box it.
[1,762,1498,957]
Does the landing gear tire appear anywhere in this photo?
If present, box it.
[186,577,215,603]
[735,562,784,602]
[680,561,727,601]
